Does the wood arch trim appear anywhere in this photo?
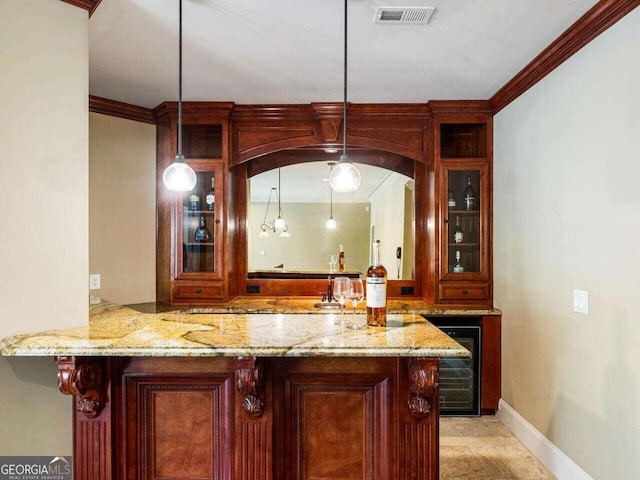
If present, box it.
[246,148,415,179]
[232,103,431,166]
[490,0,640,113]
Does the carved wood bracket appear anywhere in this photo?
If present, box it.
[234,357,265,418]
[407,358,439,420]
[54,356,106,419]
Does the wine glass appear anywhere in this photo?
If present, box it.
[332,277,351,323]
[346,279,365,329]
[328,255,337,272]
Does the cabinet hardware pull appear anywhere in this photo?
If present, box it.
[462,290,468,295]
[196,289,202,294]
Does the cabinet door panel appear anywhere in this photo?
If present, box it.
[125,376,232,480]
[276,368,392,480]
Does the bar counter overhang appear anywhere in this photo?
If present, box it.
[1,300,476,480]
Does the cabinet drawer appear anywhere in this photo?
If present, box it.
[174,283,224,300]
[439,283,489,301]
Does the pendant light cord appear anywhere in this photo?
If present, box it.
[342,0,348,158]
[278,168,282,217]
[329,165,334,216]
[177,0,183,157]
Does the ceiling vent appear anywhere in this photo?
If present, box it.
[374,6,436,24]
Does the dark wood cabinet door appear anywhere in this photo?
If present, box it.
[272,358,394,480]
[122,359,234,480]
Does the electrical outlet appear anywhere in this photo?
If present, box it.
[89,274,101,290]
[89,294,101,305]
[573,289,589,315]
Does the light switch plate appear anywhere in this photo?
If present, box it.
[573,289,589,315]
[89,274,101,290]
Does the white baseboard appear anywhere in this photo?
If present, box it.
[496,399,593,480]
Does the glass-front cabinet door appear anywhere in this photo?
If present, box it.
[175,163,224,280]
[440,162,489,281]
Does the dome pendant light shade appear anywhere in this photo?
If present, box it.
[162,0,197,192]
[330,0,361,193]
[326,217,337,229]
[163,154,197,192]
[329,157,361,192]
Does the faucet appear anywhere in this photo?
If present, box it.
[320,275,333,303]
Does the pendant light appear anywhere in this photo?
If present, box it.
[162,0,197,192]
[257,169,289,237]
[326,162,337,229]
[329,0,362,193]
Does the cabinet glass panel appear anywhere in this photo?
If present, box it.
[447,170,481,273]
[181,171,216,273]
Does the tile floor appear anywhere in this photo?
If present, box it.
[440,416,556,480]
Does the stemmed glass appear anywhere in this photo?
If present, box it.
[328,255,338,272]
[346,279,364,329]
[332,277,351,323]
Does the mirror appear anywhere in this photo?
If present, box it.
[248,161,414,279]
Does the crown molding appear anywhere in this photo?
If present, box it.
[490,0,640,114]
[89,95,155,124]
[60,0,102,17]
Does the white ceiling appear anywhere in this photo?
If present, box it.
[89,0,600,108]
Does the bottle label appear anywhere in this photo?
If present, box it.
[366,278,386,308]
[448,199,456,208]
[206,194,215,205]
[465,196,476,210]
[454,231,463,243]
[453,264,464,273]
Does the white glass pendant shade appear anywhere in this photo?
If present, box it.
[329,157,362,192]
[326,217,337,229]
[274,216,286,230]
[163,154,197,192]
[279,230,291,238]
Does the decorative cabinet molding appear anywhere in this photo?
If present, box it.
[234,357,265,418]
[407,357,439,420]
[55,356,106,419]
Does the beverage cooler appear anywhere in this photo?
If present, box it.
[425,317,481,416]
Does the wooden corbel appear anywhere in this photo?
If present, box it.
[407,358,439,420]
[234,357,265,418]
[54,356,106,419]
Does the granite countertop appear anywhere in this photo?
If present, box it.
[0,300,470,358]
[181,296,501,316]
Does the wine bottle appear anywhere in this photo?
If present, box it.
[454,215,463,243]
[453,250,464,273]
[205,177,215,211]
[366,240,387,327]
[338,243,345,272]
[447,180,457,210]
[188,194,200,211]
[463,176,476,210]
[194,216,212,242]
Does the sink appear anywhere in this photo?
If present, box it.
[313,302,341,310]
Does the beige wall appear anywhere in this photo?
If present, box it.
[0,0,88,455]
[369,174,414,280]
[494,7,640,479]
[249,202,371,274]
[89,113,156,305]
